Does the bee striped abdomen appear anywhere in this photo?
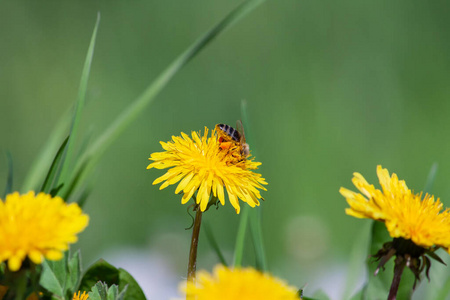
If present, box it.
[218,124,240,142]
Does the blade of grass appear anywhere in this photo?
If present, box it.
[204,222,228,266]
[342,221,371,300]
[40,136,70,194]
[248,208,267,271]
[69,0,267,195]
[423,162,438,195]
[233,204,249,267]
[241,100,268,271]
[20,109,71,192]
[57,13,101,192]
[3,151,13,197]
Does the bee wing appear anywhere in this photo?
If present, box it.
[236,120,246,143]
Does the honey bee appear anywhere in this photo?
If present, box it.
[215,121,250,158]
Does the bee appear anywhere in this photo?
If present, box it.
[215,121,250,158]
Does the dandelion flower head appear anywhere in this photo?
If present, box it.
[73,291,89,300]
[0,191,89,271]
[147,127,267,213]
[181,265,301,300]
[340,165,450,252]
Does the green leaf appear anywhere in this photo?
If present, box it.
[361,221,415,300]
[61,158,90,201]
[248,207,267,271]
[310,289,331,300]
[349,289,364,300]
[89,282,107,300]
[235,101,268,271]
[233,204,249,267]
[66,250,82,297]
[88,281,128,300]
[57,13,101,196]
[3,151,13,198]
[79,260,119,293]
[40,136,70,194]
[362,221,392,300]
[69,0,268,198]
[421,249,450,300]
[434,277,450,300]
[79,259,144,299]
[204,222,228,266]
[118,268,145,300]
[342,222,372,300]
[40,253,68,297]
[21,109,72,192]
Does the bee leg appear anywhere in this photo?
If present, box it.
[219,141,233,151]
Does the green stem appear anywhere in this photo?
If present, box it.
[187,207,203,282]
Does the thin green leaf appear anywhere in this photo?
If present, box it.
[58,13,101,193]
[75,184,93,208]
[342,222,372,300]
[21,109,71,193]
[70,0,267,197]
[241,100,268,271]
[434,277,450,300]
[40,136,70,194]
[3,151,13,197]
[311,289,331,300]
[423,249,450,300]
[362,221,392,299]
[233,204,249,267]
[362,221,415,300]
[423,162,438,195]
[204,222,228,266]
[248,208,267,271]
[61,158,90,201]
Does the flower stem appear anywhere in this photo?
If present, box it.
[388,256,406,300]
[187,206,203,282]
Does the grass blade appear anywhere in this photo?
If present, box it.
[342,221,371,300]
[3,151,13,197]
[70,0,267,195]
[204,222,228,266]
[20,110,71,192]
[241,100,268,271]
[233,205,249,267]
[248,208,267,271]
[57,13,101,192]
[40,136,70,194]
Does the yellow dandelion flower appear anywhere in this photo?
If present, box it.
[340,165,450,252]
[72,291,89,300]
[147,127,267,214]
[0,191,89,271]
[181,265,301,300]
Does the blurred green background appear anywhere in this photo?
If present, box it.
[2,0,450,298]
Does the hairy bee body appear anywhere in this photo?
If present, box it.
[215,122,250,158]
[216,123,241,142]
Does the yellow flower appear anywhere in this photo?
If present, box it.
[340,165,450,252]
[72,291,89,300]
[0,191,89,271]
[181,265,301,300]
[147,127,267,214]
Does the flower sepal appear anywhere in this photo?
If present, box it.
[372,237,445,290]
